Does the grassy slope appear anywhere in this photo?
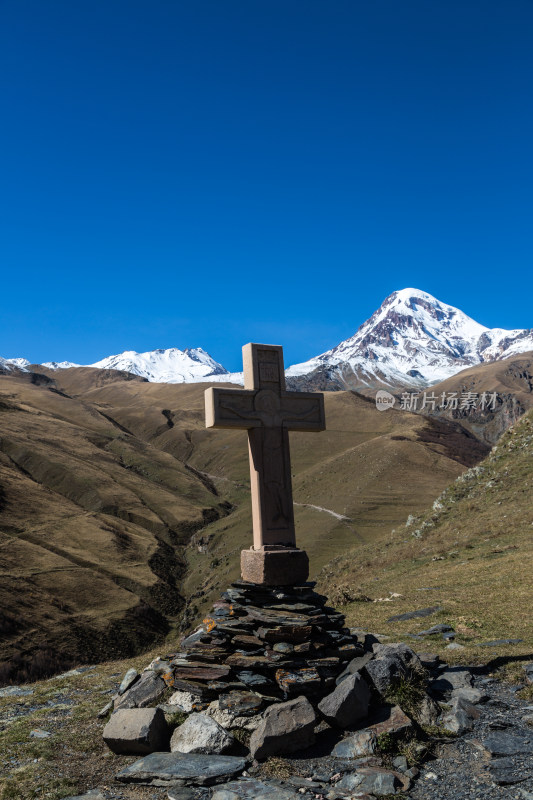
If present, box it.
[318,408,533,664]
[0,374,225,681]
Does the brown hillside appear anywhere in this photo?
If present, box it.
[420,352,533,444]
[0,368,488,682]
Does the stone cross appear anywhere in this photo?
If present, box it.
[205,343,325,585]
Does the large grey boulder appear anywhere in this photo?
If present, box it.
[365,643,424,695]
[206,699,262,732]
[430,668,473,696]
[115,669,166,709]
[332,729,378,758]
[414,693,441,726]
[170,712,234,754]
[249,696,315,760]
[103,707,169,754]
[440,696,480,735]
[450,687,488,705]
[115,752,246,786]
[318,672,371,728]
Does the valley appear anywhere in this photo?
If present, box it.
[0,365,488,683]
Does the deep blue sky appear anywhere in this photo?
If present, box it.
[1,1,532,371]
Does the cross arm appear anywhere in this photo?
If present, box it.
[281,391,326,432]
[205,386,259,429]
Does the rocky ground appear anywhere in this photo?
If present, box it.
[2,643,532,800]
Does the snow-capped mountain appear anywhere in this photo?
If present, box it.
[2,290,531,389]
[287,288,533,389]
[1,357,30,371]
[89,347,233,384]
[42,361,82,370]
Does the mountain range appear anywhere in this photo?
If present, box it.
[2,288,532,390]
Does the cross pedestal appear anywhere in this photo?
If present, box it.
[205,343,325,585]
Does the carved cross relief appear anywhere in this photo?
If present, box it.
[205,343,325,551]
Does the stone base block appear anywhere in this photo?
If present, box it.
[240,548,309,585]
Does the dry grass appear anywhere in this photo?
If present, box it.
[318,409,533,665]
[0,648,175,800]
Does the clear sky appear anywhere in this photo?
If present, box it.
[1,1,532,371]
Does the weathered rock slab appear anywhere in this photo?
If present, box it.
[249,696,315,760]
[103,708,169,754]
[170,712,234,754]
[483,732,533,756]
[118,668,139,695]
[205,699,263,732]
[488,757,528,786]
[318,672,371,728]
[332,729,377,758]
[115,669,166,709]
[336,767,404,795]
[366,704,413,738]
[64,792,106,800]
[440,696,480,735]
[115,752,247,786]
[211,779,300,799]
[335,652,374,685]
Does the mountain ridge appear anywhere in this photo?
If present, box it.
[3,288,532,388]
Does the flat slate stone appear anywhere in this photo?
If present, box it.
[488,757,527,785]
[386,606,442,623]
[173,666,231,681]
[115,752,247,786]
[475,639,523,647]
[483,732,533,756]
[245,606,312,626]
[236,671,272,687]
[211,779,300,799]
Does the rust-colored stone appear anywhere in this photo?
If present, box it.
[275,667,321,695]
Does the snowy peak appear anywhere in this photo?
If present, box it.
[89,347,229,384]
[1,289,531,389]
[287,288,533,388]
[0,357,30,372]
[42,361,82,370]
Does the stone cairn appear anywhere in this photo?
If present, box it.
[167,579,361,709]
